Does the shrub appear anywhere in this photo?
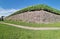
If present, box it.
[9,4,60,16]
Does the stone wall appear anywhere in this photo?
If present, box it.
[6,10,60,24]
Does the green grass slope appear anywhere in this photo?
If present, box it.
[0,24,60,39]
[10,4,60,16]
[4,21,60,27]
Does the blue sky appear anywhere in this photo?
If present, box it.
[0,0,60,17]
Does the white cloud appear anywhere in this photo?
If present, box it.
[0,7,19,17]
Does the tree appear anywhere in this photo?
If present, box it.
[0,16,4,21]
[0,18,1,21]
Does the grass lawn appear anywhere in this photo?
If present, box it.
[0,23,60,39]
[4,20,60,27]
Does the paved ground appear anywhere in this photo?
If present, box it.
[0,22,60,30]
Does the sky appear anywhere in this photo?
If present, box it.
[0,0,60,17]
